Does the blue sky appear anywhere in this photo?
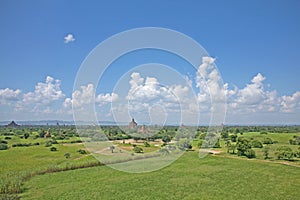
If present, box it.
[0,0,299,124]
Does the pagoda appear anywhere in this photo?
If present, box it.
[6,121,20,127]
[128,118,137,129]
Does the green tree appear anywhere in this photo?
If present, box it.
[133,146,143,153]
[275,146,294,160]
[236,137,251,156]
[251,140,263,148]
[0,143,8,150]
[39,130,45,138]
[177,140,192,151]
[262,146,270,159]
[230,134,237,142]
[144,141,150,147]
[162,135,171,143]
[225,139,231,153]
[213,139,221,148]
[228,144,236,154]
[296,147,300,158]
[64,153,70,159]
[221,131,229,139]
[245,149,256,158]
[24,132,30,139]
[263,138,273,144]
[50,147,57,151]
[110,146,115,153]
[45,140,52,147]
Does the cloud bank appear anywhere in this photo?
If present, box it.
[0,57,299,124]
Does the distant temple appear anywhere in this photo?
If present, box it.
[44,129,51,138]
[138,124,148,133]
[128,118,137,128]
[6,121,20,127]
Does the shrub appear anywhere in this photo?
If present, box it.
[296,147,300,158]
[70,140,82,144]
[289,137,300,145]
[177,140,193,151]
[133,146,143,153]
[236,137,251,156]
[77,149,87,154]
[262,146,270,159]
[251,140,263,148]
[50,147,57,151]
[245,149,256,158]
[24,133,30,139]
[109,146,115,153]
[144,141,150,147]
[0,143,8,150]
[263,138,273,144]
[51,139,58,144]
[0,140,8,144]
[64,153,70,159]
[162,135,171,143]
[260,131,268,135]
[12,143,33,147]
[159,148,169,155]
[213,140,221,148]
[275,146,294,160]
[230,134,237,142]
[45,140,52,147]
[4,136,11,140]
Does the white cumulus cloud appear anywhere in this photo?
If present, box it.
[64,84,118,108]
[22,76,65,105]
[64,34,75,43]
[280,91,300,113]
[0,88,22,104]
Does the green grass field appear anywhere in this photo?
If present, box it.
[1,127,300,199]
[20,152,300,200]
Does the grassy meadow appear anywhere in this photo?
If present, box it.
[0,125,299,199]
[20,152,300,200]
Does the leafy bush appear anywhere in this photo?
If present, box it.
[275,146,294,160]
[162,135,171,143]
[50,147,57,151]
[237,137,251,156]
[251,140,263,148]
[24,133,30,139]
[262,146,270,159]
[51,139,58,144]
[263,138,273,144]
[92,134,106,141]
[4,137,11,140]
[289,136,300,145]
[296,147,300,158]
[144,141,150,147]
[133,146,143,153]
[230,134,237,142]
[0,140,8,144]
[77,149,87,154]
[45,140,52,147]
[260,131,268,135]
[177,140,192,151]
[11,143,35,147]
[70,140,82,143]
[64,153,70,158]
[0,143,8,150]
[245,149,256,158]
[213,140,221,148]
